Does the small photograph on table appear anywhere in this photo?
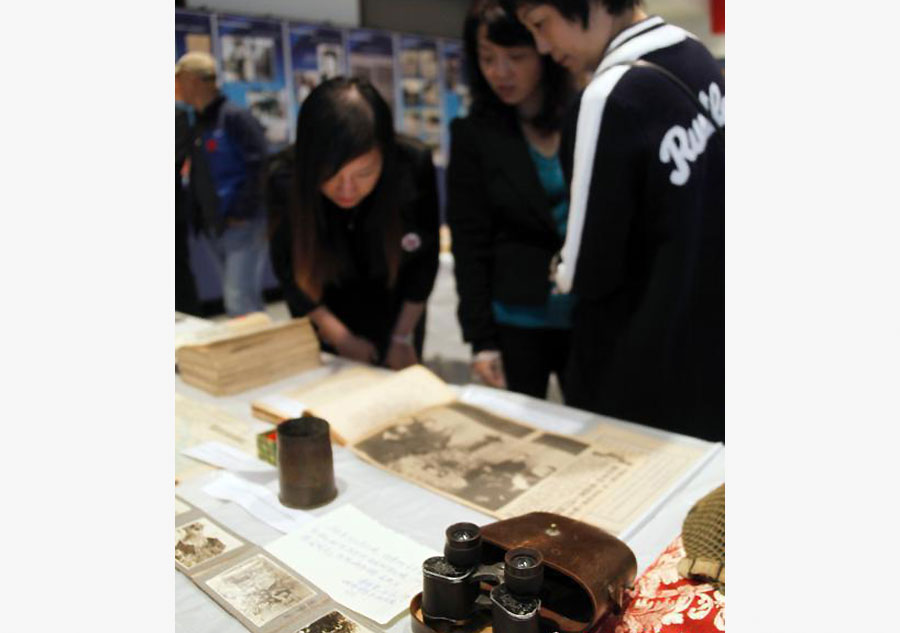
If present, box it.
[297,610,378,633]
[206,553,317,628]
[175,517,244,571]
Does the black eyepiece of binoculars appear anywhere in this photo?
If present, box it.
[503,548,544,597]
[444,522,483,568]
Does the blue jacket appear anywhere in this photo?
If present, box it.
[189,94,267,234]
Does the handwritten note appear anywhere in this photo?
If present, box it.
[265,504,437,624]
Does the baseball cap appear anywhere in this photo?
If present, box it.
[175,51,217,79]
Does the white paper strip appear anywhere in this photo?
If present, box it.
[203,472,312,533]
[265,504,437,624]
[255,394,308,419]
[182,441,276,474]
[457,384,591,436]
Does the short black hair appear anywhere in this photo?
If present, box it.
[464,0,573,132]
[500,0,641,28]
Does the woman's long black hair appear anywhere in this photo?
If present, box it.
[464,0,573,132]
[291,77,402,301]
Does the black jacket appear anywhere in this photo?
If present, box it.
[268,135,440,359]
[175,107,191,225]
[560,18,725,441]
[446,113,565,352]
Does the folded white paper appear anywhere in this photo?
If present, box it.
[182,441,276,474]
[203,472,312,533]
[254,394,308,419]
[265,504,437,624]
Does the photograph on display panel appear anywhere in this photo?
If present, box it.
[205,553,318,628]
[221,35,277,83]
[346,29,396,112]
[217,15,291,147]
[247,89,290,145]
[175,516,245,571]
[440,39,471,123]
[289,24,345,115]
[397,35,442,158]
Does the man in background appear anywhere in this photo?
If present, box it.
[175,51,269,316]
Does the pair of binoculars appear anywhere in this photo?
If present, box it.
[421,522,544,633]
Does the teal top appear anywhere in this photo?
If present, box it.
[492,144,574,329]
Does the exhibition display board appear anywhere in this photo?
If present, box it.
[176,8,472,163]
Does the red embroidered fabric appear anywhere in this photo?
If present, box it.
[599,537,724,633]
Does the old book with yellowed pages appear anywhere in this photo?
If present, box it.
[251,365,455,445]
[175,311,273,350]
[251,365,387,426]
[176,317,321,395]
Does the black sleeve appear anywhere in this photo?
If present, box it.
[396,144,440,303]
[176,108,191,171]
[445,119,498,352]
[265,153,318,317]
[227,108,268,218]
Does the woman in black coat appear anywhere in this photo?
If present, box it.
[268,77,439,369]
[447,0,575,399]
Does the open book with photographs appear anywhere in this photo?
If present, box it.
[175,500,389,633]
[251,366,720,538]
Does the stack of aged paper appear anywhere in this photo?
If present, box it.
[176,311,270,350]
[251,366,717,537]
[175,393,263,482]
[177,317,321,395]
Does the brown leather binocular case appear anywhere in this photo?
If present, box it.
[410,512,636,633]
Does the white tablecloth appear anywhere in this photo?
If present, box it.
[175,360,724,633]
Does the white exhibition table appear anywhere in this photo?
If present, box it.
[175,357,725,633]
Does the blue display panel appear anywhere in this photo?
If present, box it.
[397,35,442,158]
[175,9,213,60]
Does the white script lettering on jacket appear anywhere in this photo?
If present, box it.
[658,82,725,186]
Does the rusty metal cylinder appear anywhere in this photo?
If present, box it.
[277,416,338,509]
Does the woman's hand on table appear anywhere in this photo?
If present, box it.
[386,335,418,370]
[335,331,379,364]
[471,350,506,389]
